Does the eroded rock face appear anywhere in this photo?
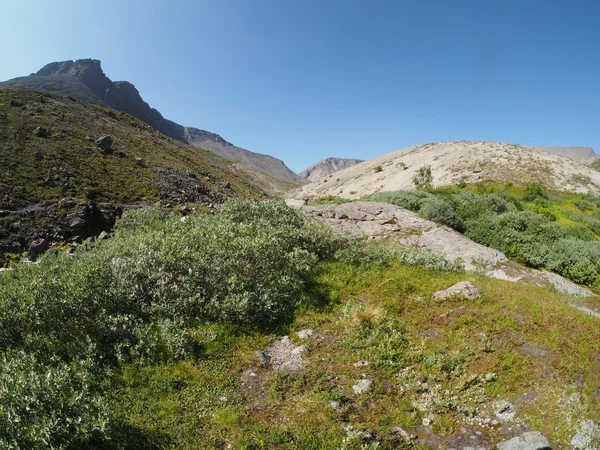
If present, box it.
[299,202,506,270]
[296,202,595,298]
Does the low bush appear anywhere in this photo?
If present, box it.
[0,200,352,447]
[364,189,600,287]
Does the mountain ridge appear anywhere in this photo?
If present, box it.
[1,59,306,185]
[299,157,364,181]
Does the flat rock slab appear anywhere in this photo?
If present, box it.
[298,202,595,298]
[497,432,550,450]
[433,281,481,301]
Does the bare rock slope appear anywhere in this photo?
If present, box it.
[288,141,600,200]
[296,202,594,298]
[299,157,364,181]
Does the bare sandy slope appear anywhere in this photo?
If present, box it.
[287,141,600,200]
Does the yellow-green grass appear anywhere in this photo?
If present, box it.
[112,262,600,449]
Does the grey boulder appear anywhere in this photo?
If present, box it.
[497,432,550,450]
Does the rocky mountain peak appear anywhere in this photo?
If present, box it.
[300,157,364,181]
[36,59,112,97]
[1,58,306,185]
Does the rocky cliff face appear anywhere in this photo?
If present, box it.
[300,157,364,181]
[1,59,304,185]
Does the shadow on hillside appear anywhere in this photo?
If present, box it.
[84,420,170,450]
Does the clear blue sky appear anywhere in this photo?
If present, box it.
[2,0,599,172]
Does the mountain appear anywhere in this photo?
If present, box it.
[287,141,600,200]
[526,146,599,165]
[299,157,364,181]
[0,88,271,259]
[0,59,305,185]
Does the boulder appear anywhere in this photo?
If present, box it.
[95,135,113,151]
[97,231,110,240]
[497,432,550,450]
[570,420,600,450]
[433,281,481,301]
[30,238,48,254]
[33,126,49,137]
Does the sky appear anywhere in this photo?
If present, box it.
[1,0,599,172]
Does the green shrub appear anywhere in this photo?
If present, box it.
[362,190,434,212]
[0,350,110,449]
[452,191,514,222]
[420,198,464,231]
[412,165,433,190]
[373,165,383,173]
[522,182,548,202]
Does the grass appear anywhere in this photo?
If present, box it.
[111,261,600,449]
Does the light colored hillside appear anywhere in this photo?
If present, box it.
[288,141,600,200]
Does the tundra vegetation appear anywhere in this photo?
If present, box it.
[363,183,600,290]
[0,199,599,449]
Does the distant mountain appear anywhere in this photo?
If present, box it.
[287,141,600,200]
[300,157,364,181]
[526,146,599,165]
[0,59,305,185]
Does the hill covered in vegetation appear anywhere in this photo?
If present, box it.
[0,88,272,260]
[1,59,306,185]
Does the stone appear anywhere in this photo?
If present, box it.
[95,135,113,151]
[328,400,340,409]
[33,126,49,137]
[30,238,48,254]
[265,336,308,373]
[433,281,481,301]
[10,99,23,107]
[291,345,308,355]
[218,396,228,403]
[497,432,550,450]
[97,231,110,240]
[135,157,145,166]
[391,427,416,441]
[53,131,66,139]
[223,181,231,189]
[473,164,483,173]
[34,151,43,160]
[570,420,600,450]
[85,135,94,142]
[352,379,373,395]
[353,360,370,367]
[296,329,314,339]
[70,217,87,230]
[255,351,270,367]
